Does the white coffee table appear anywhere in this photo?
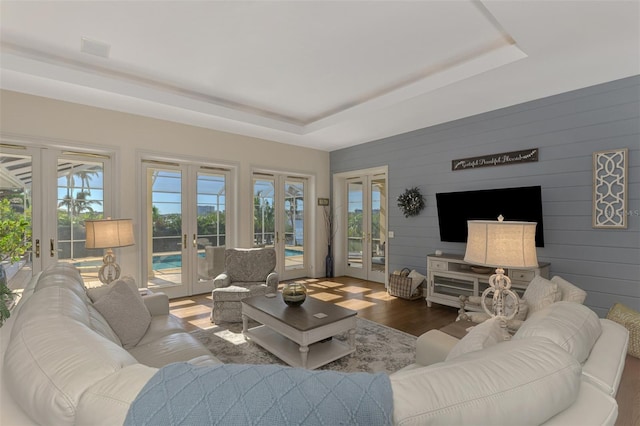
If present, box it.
[242,294,357,369]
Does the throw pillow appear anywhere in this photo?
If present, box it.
[87,276,138,303]
[551,276,587,304]
[513,301,602,363]
[408,270,426,293]
[446,317,507,361]
[522,276,560,315]
[92,279,151,349]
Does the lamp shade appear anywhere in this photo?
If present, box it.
[464,220,538,268]
[85,219,134,249]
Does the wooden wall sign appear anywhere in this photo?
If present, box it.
[452,148,538,171]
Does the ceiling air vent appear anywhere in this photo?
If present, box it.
[80,37,111,58]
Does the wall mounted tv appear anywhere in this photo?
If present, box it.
[436,185,545,247]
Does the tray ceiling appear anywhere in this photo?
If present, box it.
[1,1,638,151]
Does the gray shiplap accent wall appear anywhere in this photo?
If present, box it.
[331,75,640,317]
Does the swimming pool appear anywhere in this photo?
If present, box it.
[74,248,303,271]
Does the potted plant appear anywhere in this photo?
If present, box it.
[0,198,32,326]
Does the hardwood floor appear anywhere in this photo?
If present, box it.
[169,276,639,426]
[169,276,458,335]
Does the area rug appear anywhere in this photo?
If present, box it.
[190,318,416,374]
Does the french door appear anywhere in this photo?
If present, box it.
[0,142,112,284]
[142,160,230,298]
[253,172,308,280]
[343,171,387,283]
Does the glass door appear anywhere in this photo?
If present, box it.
[343,173,387,283]
[253,173,307,280]
[191,169,227,295]
[144,164,185,298]
[1,143,112,286]
[345,178,365,279]
[143,161,230,298]
[55,154,108,284]
[0,145,36,284]
[368,176,386,282]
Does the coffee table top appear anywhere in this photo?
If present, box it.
[242,294,357,332]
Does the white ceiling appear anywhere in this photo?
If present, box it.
[1,1,639,152]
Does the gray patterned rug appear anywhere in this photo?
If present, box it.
[190,318,416,374]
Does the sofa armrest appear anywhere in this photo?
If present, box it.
[266,272,279,292]
[142,293,169,316]
[415,329,459,366]
[213,273,230,289]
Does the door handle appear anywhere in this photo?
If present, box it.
[50,239,55,257]
[183,234,187,249]
[35,239,40,258]
[193,234,197,248]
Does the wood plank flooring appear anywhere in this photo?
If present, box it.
[169,276,639,426]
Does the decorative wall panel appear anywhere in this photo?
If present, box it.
[593,148,628,229]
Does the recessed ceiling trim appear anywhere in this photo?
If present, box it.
[304,39,527,134]
[1,39,306,127]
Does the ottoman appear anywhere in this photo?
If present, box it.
[211,286,252,323]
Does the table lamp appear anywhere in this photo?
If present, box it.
[464,215,538,320]
[85,218,134,284]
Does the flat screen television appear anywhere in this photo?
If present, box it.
[436,185,545,247]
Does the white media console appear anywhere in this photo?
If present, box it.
[426,253,550,309]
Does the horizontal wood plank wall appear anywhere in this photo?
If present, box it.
[330,75,640,317]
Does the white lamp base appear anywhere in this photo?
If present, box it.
[98,248,121,284]
[481,267,520,320]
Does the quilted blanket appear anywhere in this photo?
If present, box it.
[125,363,393,426]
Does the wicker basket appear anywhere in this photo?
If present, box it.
[607,303,640,359]
[388,268,423,300]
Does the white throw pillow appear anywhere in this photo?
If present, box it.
[93,279,151,349]
[522,276,560,314]
[513,301,602,363]
[446,317,506,361]
[87,276,138,303]
[551,276,587,304]
[407,270,426,293]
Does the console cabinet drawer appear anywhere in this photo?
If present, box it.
[429,260,448,271]
[511,269,535,282]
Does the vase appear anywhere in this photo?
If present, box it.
[282,282,307,307]
[325,245,334,278]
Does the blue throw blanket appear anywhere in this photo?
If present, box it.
[125,363,393,426]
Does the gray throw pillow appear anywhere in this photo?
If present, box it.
[93,279,151,349]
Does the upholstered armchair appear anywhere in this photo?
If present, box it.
[210,247,279,323]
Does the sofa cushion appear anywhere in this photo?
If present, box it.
[4,286,139,426]
[93,280,151,349]
[127,332,221,368]
[513,301,602,363]
[87,276,138,303]
[390,337,582,425]
[523,276,560,314]
[581,319,629,397]
[446,317,506,361]
[35,262,90,303]
[551,276,587,304]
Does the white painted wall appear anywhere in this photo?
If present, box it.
[0,90,330,281]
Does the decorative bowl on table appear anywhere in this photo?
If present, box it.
[282,282,307,307]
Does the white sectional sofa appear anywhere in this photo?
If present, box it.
[0,263,630,425]
[396,301,629,425]
[1,263,220,426]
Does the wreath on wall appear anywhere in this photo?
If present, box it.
[397,187,425,218]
